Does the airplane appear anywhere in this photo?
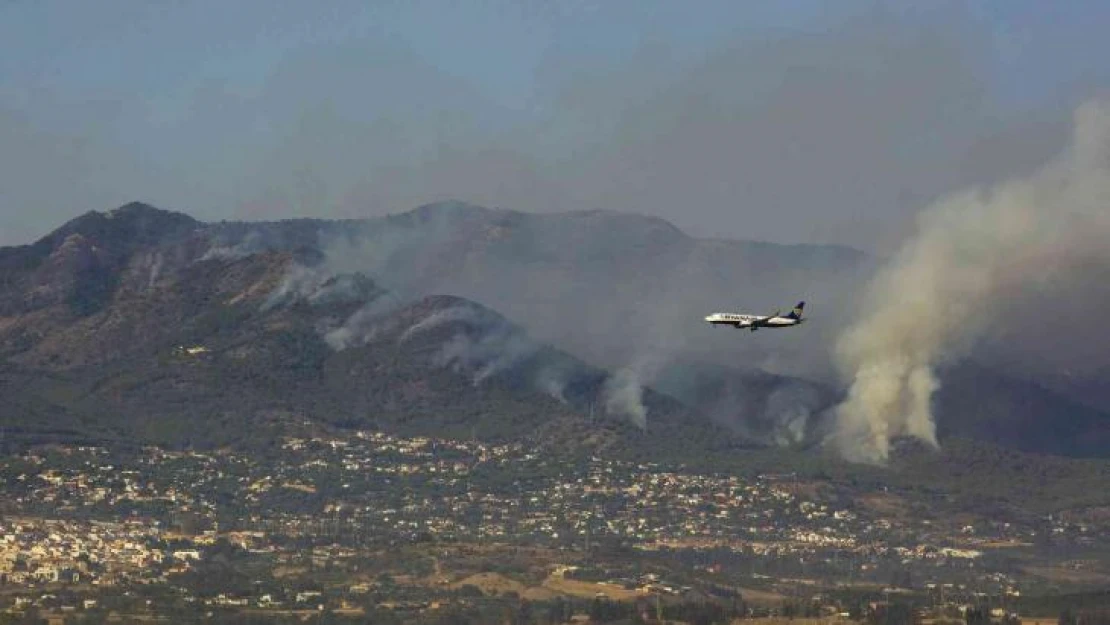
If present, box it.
[704,301,805,332]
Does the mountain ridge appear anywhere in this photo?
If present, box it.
[1,201,1107,464]
[0,221,749,461]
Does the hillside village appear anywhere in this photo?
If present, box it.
[1,429,1104,622]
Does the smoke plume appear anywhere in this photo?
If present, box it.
[399,306,484,343]
[831,99,1110,464]
[602,368,648,431]
[201,229,268,262]
[323,293,401,350]
[534,366,570,404]
[261,264,330,311]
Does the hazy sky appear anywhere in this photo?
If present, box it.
[3,0,1109,250]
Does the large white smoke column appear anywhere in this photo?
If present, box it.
[831,99,1110,464]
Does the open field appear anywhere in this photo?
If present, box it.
[450,571,559,601]
[739,619,858,625]
[1023,565,1110,586]
[541,572,643,602]
[734,587,790,607]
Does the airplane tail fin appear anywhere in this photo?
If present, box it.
[786,301,805,319]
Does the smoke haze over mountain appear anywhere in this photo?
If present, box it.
[299,203,867,387]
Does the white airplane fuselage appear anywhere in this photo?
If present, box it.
[704,312,801,329]
[704,301,805,332]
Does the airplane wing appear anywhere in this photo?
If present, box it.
[752,310,781,326]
